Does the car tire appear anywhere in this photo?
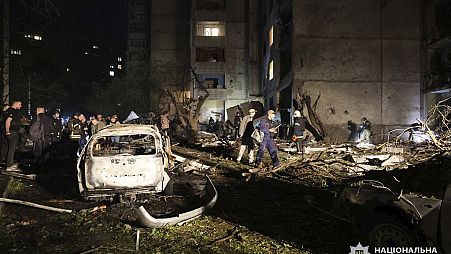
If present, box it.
[363,211,420,247]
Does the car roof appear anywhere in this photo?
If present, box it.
[93,124,161,137]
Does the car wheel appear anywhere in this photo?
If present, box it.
[365,212,419,247]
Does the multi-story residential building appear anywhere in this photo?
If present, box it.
[129,0,261,121]
[261,0,423,142]
[126,0,151,82]
[190,0,261,121]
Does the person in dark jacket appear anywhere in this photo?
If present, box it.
[292,110,307,154]
[52,110,63,142]
[3,101,22,171]
[33,106,55,167]
[251,110,280,172]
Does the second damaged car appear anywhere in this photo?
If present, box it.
[76,124,217,227]
[337,180,451,253]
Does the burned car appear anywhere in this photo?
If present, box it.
[76,124,218,227]
[338,180,451,253]
[76,124,172,201]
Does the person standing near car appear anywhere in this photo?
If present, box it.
[77,114,89,155]
[4,101,22,171]
[236,108,256,164]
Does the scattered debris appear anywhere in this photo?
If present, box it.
[135,175,218,228]
[0,198,73,213]
[1,171,36,180]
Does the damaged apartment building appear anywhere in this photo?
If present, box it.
[262,0,425,142]
[126,0,262,122]
[127,0,451,140]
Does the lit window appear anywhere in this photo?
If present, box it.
[117,57,122,62]
[269,26,274,47]
[268,60,273,80]
[92,45,99,49]
[196,21,225,36]
[10,49,21,55]
[117,65,122,70]
[25,34,42,40]
[110,65,114,69]
[84,52,88,55]
[66,68,70,72]
[109,71,115,77]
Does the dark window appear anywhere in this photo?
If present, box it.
[130,12,146,21]
[131,0,144,6]
[196,48,225,62]
[196,0,225,10]
[130,24,146,33]
[130,39,146,48]
[130,53,139,60]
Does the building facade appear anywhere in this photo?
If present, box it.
[262,0,423,141]
[190,0,262,121]
[127,0,262,121]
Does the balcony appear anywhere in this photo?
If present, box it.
[194,36,226,47]
[194,88,227,100]
[194,62,226,74]
[195,10,227,21]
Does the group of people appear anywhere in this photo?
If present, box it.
[235,108,286,172]
[0,101,64,172]
[0,100,127,172]
[66,113,120,154]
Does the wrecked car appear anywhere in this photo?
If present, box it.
[338,180,451,253]
[76,124,218,227]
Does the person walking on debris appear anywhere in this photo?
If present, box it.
[292,110,307,154]
[207,117,215,133]
[3,101,22,171]
[236,108,256,164]
[251,110,280,172]
[31,107,55,170]
[359,117,372,143]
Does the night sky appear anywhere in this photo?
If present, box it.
[6,0,127,115]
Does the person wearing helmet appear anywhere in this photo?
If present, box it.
[292,110,307,154]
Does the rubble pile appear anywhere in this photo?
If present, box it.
[271,99,451,187]
[271,143,441,187]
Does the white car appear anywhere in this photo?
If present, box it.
[76,124,172,201]
[76,124,217,227]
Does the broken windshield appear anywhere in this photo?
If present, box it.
[91,134,157,156]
